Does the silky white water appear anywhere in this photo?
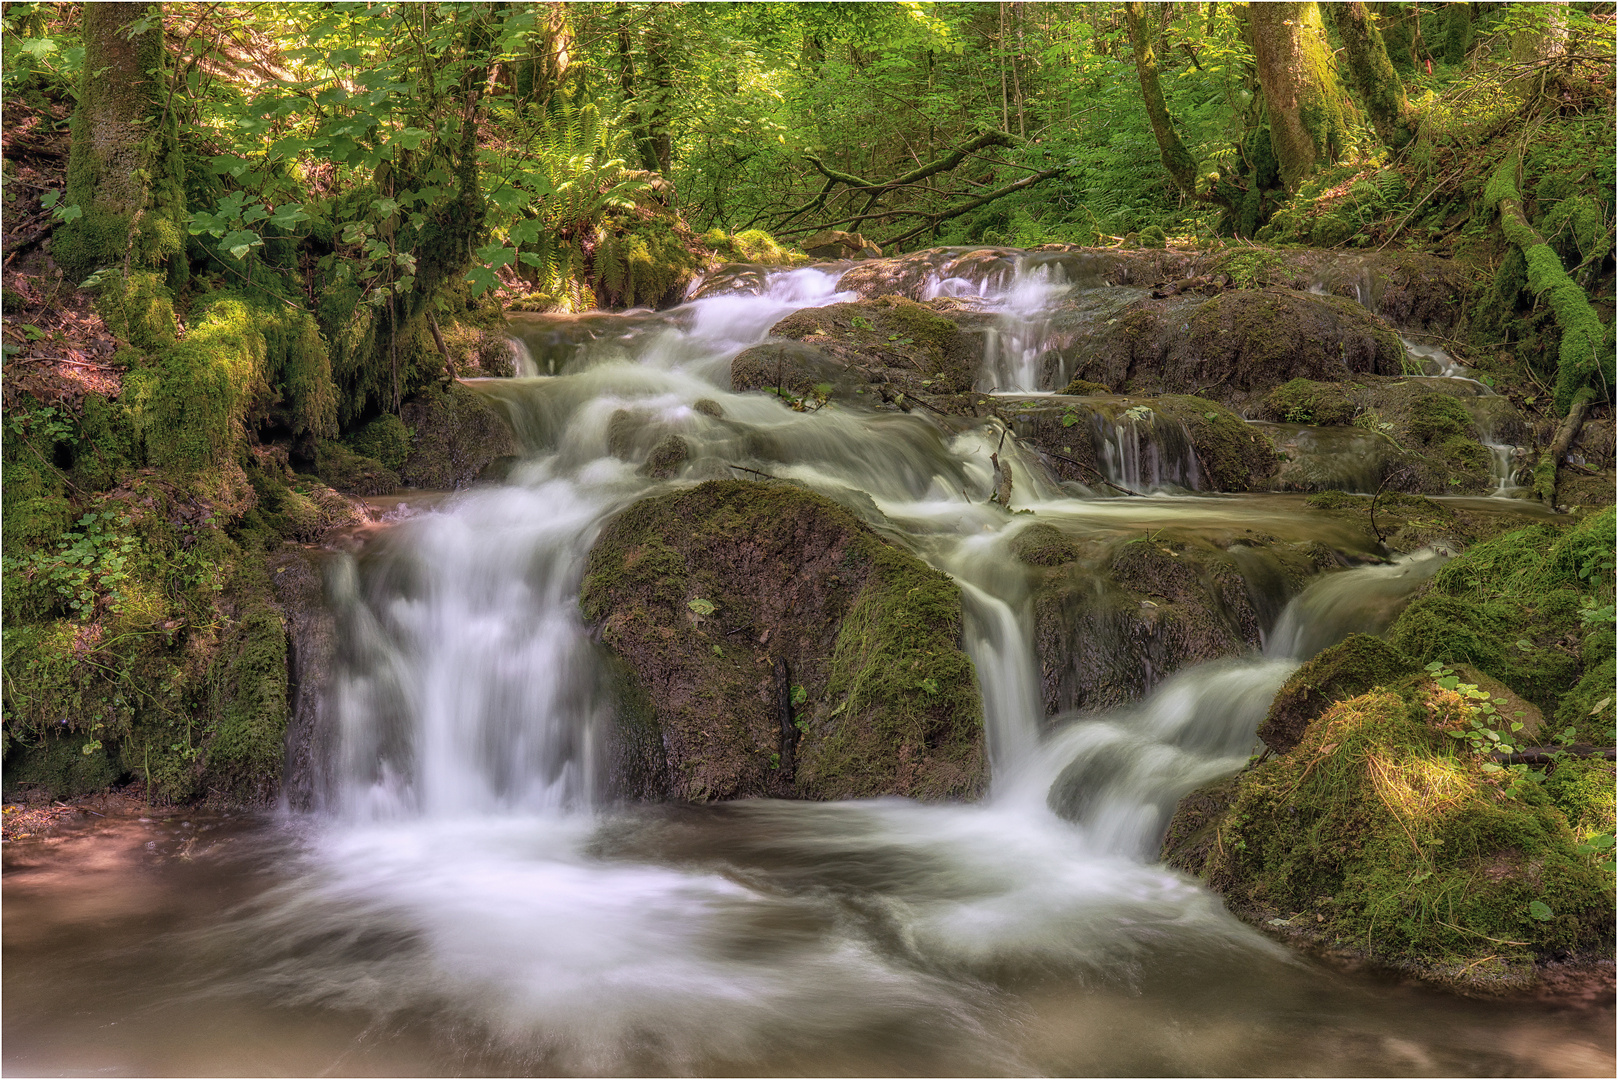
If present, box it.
[13,265,1602,1078]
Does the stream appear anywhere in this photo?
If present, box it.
[4,261,1612,1077]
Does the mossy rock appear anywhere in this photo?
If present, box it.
[1387,511,1615,724]
[1059,377,1112,396]
[1055,289,1406,411]
[346,413,412,471]
[1265,378,1357,426]
[3,730,123,800]
[1029,534,1311,715]
[1259,634,1421,754]
[757,296,981,415]
[399,383,518,490]
[579,479,984,802]
[1187,686,1615,993]
[313,440,400,496]
[639,434,689,480]
[1010,522,1079,567]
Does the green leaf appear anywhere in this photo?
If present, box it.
[1528,900,1553,921]
[219,230,263,260]
[687,598,716,616]
[1437,676,1460,691]
[269,204,310,229]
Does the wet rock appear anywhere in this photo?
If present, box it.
[580,480,984,803]
[1022,530,1325,716]
[995,394,1279,494]
[802,230,882,260]
[692,398,724,418]
[1056,289,1405,412]
[399,383,518,490]
[835,246,1200,301]
[736,296,982,415]
[639,435,690,480]
[312,440,400,496]
[1159,775,1239,878]
[1254,375,1528,497]
[272,549,337,812]
[1258,634,1420,754]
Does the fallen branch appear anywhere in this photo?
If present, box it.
[880,168,1065,248]
[1035,448,1144,497]
[727,463,778,480]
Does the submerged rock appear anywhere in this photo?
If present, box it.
[580,480,985,803]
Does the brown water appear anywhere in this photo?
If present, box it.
[5,810,1612,1078]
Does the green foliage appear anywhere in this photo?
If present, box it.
[346,413,413,471]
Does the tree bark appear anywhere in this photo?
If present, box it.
[1125,2,1201,196]
[57,3,186,286]
[1329,2,1417,150]
[1248,2,1350,191]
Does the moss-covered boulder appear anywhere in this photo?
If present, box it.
[398,383,518,490]
[313,440,400,496]
[579,480,984,803]
[994,394,1279,493]
[1387,509,1616,738]
[1254,375,1524,497]
[1169,684,1615,994]
[1055,289,1405,411]
[733,296,983,416]
[1259,634,1421,754]
[1016,524,1331,716]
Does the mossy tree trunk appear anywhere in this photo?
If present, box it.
[511,2,572,111]
[1485,160,1614,419]
[1123,3,1237,221]
[1247,2,1351,191]
[57,2,186,287]
[1329,1,1417,150]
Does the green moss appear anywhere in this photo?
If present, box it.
[1060,377,1112,396]
[1406,393,1473,444]
[1266,378,1356,425]
[1546,758,1617,844]
[1207,688,1614,983]
[1010,522,1079,567]
[1137,225,1167,249]
[812,541,983,800]
[205,605,287,801]
[1258,634,1421,754]
[1388,512,1615,718]
[346,413,413,470]
[3,728,122,799]
[93,271,176,352]
[1157,395,1278,492]
[313,440,400,496]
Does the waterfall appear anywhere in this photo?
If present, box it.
[210,265,1464,1070]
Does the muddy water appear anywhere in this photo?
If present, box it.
[5,262,1610,1077]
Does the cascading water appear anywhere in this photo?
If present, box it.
[8,263,1605,1078]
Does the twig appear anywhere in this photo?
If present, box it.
[727,463,778,480]
[1037,448,1144,497]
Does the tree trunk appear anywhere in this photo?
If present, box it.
[1248,2,1350,191]
[57,2,185,286]
[1124,2,1202,196]
[1329,2,1416,150]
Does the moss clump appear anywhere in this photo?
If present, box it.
[1258,634,1421,754]
[346,413,413,471]
[313,440,400,496]
[1060,377,1112,396]
[1203,687,1614,989]
[1137,225,1168,249]
[1387,510,1616,733]
[1545,758,1617,844]
[1010,522,1079,567]
[705,228,801,266]
[1266,378,1356,425]
[205,605,287,801]
[580,480,983,803]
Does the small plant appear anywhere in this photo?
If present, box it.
[1424,662,1540,797]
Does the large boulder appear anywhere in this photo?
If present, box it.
[1009,521,1334,716]
[732,295,984,416]
[398,383,518,490]
[1055,289,1406,411]
[995,394,1280,494]
[580,480,985,802]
